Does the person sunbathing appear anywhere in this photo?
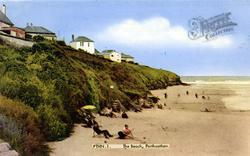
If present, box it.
[93,123,113,139]
[118,124,134,139]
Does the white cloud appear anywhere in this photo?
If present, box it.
[97,17,234,49]
[205,36,233,48]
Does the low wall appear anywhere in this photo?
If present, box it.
[0,34,34,47]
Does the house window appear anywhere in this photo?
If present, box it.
[80,42,84,46]
[88,42,90,47]
[11,31,17,37]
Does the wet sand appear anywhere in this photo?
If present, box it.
[49,83,250,156]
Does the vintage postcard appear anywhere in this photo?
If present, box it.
[0,0,249,156]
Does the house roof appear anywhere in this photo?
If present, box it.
[0,11,14,26]
[24,26,56,35]
[121,53,134,58]
[1,26,25,31]
[102,50,117,54]
[73,36,94,42]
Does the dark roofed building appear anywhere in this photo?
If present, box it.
[121,53,134,62]
[0,4,14,28]
[72,36,94,43]
[24,25,56,40]
[102,49,116,53]
[0,4,26,39]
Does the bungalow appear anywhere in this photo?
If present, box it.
[121,53,134,62]
[0,4,25,39]
[69,35,95,54]
[102,50,121,63]
[24,24,57,40]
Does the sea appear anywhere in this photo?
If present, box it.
[181,76,250,111]
[181,76,250,84]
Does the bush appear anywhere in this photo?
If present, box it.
[0,96,49,156]
[0,114,23,150]
[32,42,53,52]
[36,105,68,141]
[33,35,45,42]
[18,84,43,108]
[0,79,43,109]
[56,40,66,46]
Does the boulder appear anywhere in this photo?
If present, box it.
[0,150,18,156]
[0,143,10,153]
[0,143,19,156]
[141,103,152,109]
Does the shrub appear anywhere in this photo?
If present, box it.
[0,96,49,156]
[33,35,45,42]
[0,78,43,109]
[32,42,53,52]
[0,114,23,150]
[36,104,68,141]
[56,40,66,46]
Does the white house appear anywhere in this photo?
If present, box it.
[102,50,121,63]
[69,35,95,54]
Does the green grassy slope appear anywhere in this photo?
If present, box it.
[0,41,181,141]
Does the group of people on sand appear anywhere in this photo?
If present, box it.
[92,122,133,139]
[82,109,132,139]
[82,112,97,128]
[99,107,129,119]
[164,90,210,100]
[194,91,210,100]
[80,105,133,139]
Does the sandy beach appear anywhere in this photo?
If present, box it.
[49,83,250,156]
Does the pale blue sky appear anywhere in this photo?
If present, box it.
[3,0,250,76]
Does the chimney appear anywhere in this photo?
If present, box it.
[2,4,6,15]
[72,34,75,42]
